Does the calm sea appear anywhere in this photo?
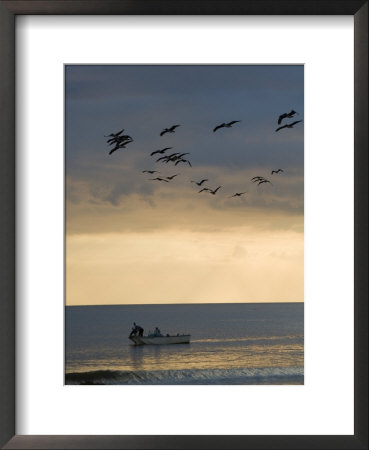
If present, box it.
[65,303,304,385]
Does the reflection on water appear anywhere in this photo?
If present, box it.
[67,339,303,373]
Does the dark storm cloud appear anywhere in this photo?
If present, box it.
[66,65,302,101]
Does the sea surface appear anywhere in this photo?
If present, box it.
[65,303,304,385]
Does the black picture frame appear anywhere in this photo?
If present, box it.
[0,1,367,449]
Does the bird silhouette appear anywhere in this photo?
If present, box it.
[156,153,180,163]
[175,158,192,167]
[198,188,211,193]
[213,121,240,132]
[163,152,189,163]
[251,176,265,182]
[257,179,273,186]
[150,147,173,156]
[251,176,273,186]
[230,192,247,198]
[104,128,124,138]
[142,170,159,174]
[149,177,169,182]
[275,120,302,132]
[191,179,208,186]
[107,134,132,145]
[108,138,133,155]
[160,125,180,136]
[278,110,297,125]
[271,169,284,175]
[209,186,222,195]
[166,174,179,180]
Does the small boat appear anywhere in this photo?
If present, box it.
[129,334,191,346]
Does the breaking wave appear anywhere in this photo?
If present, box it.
[65,366,304,385]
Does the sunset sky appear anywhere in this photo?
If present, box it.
[65,65,304,305]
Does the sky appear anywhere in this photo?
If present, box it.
[65,65,304,305]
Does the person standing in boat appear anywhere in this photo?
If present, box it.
[129,322,138,338]
[129,322,144,337]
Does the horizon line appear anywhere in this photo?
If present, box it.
[66,300,304,307]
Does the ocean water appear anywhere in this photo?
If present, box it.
[65,303,304,385]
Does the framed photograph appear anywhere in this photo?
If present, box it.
[0,1,367,449]
[64,63,305,389]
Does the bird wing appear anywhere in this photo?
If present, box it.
[150,150,159,156]
[277,113,287,125]
[275,124,288,132]
[213,124,224,132]
[227,120,240,126]
[169,125,180,131]
[290,120,302,127]
[160,130,167,136]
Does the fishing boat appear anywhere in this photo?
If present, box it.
[129,333,190,346]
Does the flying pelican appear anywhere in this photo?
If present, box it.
[257,179,273,186]
[149,177,169,182]
[166,174,179,180]
[191,179,208,186]
[278,110,297,125]
[150,147,173,156]
[175,158,192,167]
[164,152,189,163]
[107,134,132,145]
[104,128,124,138]
[142,170,159,174]
[275,120,302,132]
[271,169,284,175]
[230,192,247,198]
[160,125,180,136]
[213,120,241,132]
[209,186,222,195]
[156,153,180,162]
[251,176,265,182]
[108,139,133,155]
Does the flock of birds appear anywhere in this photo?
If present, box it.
[104,109,301,199]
